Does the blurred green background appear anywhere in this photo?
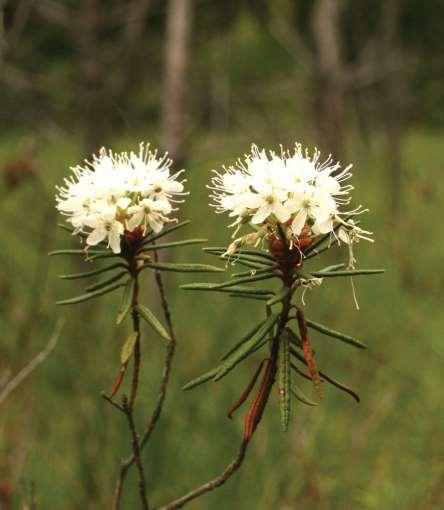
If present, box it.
[1,1,443,509]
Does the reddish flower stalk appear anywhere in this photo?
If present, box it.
[109,365,127,398]
[296,308,323,398]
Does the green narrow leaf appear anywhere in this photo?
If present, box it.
[220,320,266,361]
[57,223,78,234]
[56,281,125,305]
[139,238,207,252]
[310,269,385,278]
[228,293,269,301]
[180,282,274,295]
[316,263,345,273]
[278,335,291,431]
[141,262,224,273]
[86,271,127,293]
[231,248,276,262]
[59,263,127,280]
[303,241,337,260]
[49,249,105,256]
[116,278,135,325]
[203,247,276,263]
[202,248,276,267]
[87,252,119,261]
[290,349,360,402]
[284,327,302,348]
[214,272,277,290]
[266,286,290,307]
[207,252,275,268]
[136,304,171,342]
[306,319,367,349]
[142,220,191,244]
[213,313,280,381]
[227,259,268,271]
[120,332,139,364]
[182,366,220,391]
[291,385,318,407]
[232,266,278,278]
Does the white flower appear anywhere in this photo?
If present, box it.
[210,142,372,262]
[127,198,172,233]
[85,209,124,254]
[56,143,186,254]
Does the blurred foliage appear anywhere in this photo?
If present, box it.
[1,1,443,509]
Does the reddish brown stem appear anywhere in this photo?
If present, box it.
[129,272,141,409]
[113,246,178,509]
[122,396,149,510]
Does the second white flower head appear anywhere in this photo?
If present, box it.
[210,143,372,257]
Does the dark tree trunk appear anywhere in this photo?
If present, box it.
[162,0,193,169]
[311,0,345,159]
[379,0,405,221]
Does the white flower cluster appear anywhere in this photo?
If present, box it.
[210,143,372,252]
[56,143,186,253]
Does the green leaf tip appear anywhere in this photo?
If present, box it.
[310,269,385,278]
[306,319,367,349]
[116,279,135,325]
[140,238,208,252]
[182,367,220,391]
[180,283,274,295]
[59,262,127,280]
[141,262,224,273]
[56,281,126,305]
